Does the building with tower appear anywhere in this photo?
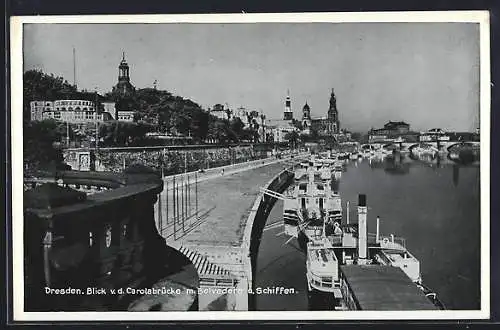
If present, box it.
[283,90,293,121]
[301,88,341,138]
[301,102,312,135]
[267,90,299,143]
[326,88,340,135]
[112,52,136,96]
[107,52,138,121]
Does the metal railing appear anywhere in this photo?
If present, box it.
[367,232,407,249]
[307,271,340,289]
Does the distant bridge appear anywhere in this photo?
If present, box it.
[363,141,480,153]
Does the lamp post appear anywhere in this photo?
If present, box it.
[66,120,70,148]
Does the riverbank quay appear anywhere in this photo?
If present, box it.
[155,153,303,310]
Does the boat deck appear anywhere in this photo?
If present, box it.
[308,246,338,269]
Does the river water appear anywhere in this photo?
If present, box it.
[255,154,481,311]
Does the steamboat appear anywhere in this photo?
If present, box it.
[283,160,342,242]
[305,194,446,311]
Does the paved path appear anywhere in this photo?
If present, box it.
[155,158,295,247]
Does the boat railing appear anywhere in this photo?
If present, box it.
[307,271,340,289]
[367,233,406,249]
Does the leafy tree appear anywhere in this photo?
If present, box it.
[23,119,73,173]
[98,121,154,147]
[284,131,300,148]
[350,132,361,142]
[230,117,245,137]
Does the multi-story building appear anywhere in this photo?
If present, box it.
[42,109,107,123]
[209,104,230,121]
[116,110,135,122]
[371,121,410,136]
[53,99,95,112]
[31,99,119,124]
[369,121,411,142]
[308,89,341,136]
[267,121,297,143]
[297,88,342,138]
[30,101,54,121]
[39,99,106,123]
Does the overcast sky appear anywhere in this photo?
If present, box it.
[23,22,480,132]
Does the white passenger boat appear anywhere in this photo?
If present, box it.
[304,194,445,311]
[283,158,341,241]
[306,238,342,296]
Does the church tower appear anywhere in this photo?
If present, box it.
[118,52,130,83]
[327,88,340,134]
[302,102,311,128]
[113,52,135,96]
[283,90,293,121]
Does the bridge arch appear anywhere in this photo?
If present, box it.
[446,141,479,152]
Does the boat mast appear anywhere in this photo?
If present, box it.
[73,47,77,88]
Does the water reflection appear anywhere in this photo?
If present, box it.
[383,153,410,175]
[331,178,340,192]
[366,153,410,174]
[365,150,480,167]
[447,148,480,166]
[359,151,478,187]
[453,164,460,187]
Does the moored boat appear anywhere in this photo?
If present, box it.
[304,194,445,311]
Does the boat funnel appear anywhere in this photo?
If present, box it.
[376,216,380,243]
[357,194,368,264]
[346,201,350,224]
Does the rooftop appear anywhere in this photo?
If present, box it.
[340,265,436,311]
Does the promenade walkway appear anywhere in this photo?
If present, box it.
[152,154,302,310]
[155,156,295,247]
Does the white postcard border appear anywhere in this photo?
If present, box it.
[10,10,491,321]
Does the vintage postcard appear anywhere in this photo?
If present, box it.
[10,11,490,321]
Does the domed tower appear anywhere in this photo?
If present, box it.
[119,54,130,82]
[302,102,311,128]
[113,52,136,96]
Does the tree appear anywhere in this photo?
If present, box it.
[23,119,70,173]
[230,117,245,137]
[350,132,361,142]
[98,121,154,147]
[284,131,300,148]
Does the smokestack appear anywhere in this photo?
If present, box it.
[346,201,350,224]
[357,194,368,264]
[376,216,380,243]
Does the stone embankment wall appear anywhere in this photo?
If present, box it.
[242,167,295,310]
[63,146,270,174]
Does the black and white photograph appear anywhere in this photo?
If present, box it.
[10,12,490,321]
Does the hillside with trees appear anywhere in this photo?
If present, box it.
[23,69,265,173]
